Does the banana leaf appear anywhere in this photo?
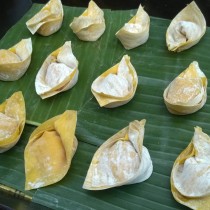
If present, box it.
[0,3,210,210]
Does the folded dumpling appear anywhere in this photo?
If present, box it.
[116,5,150,50]
[171,127,210,209]
[35,41,79,99]
[70,0,105,41]
[166,1,206,52]
[0,38,32,81]
[0,91,25,153]
[83,120,153,190]
[163,61,207,115]
[24,110,77,190]
[26,0,63,36]
[91,55,138,108]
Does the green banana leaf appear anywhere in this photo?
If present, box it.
[0,3,210,210]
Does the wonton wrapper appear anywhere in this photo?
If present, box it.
[24,110,77,190]
[171,127,210,210]
[116,5,150,50]
[166,1,206,52]
[0,91,25,153]
[35,41,79,99]
[0,38,32,81]
[26,0,63,36]
[91,55,138,108]
[83,119,153,190]
[163,61,207,115]
[70,0,105,41]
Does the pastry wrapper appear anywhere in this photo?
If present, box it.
[83,120,153,190]
[91,55,138,108]
[0,38,32,81]
[116,5,150,50]
[26,0,63,36]
[166,1,206,52]
[0,91,25,153]
[70,0,105,41]
[163,61,207,115]
[35,41,79,99]
[24,110,77,190]
[171,127,210,209]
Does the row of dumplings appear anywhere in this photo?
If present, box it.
[0,0,207,109]
[0,0,207,82]
[26,0,206,51]
[1,92,210,210]
[26,0,149,47]
[0,92,153,190]
[0,37,207,114]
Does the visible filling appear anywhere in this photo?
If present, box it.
[90,140,140,187]
[92,57,133,97]
[0,113,18,141]
[169,21,201,47]
[94,74,130,97]
[173,129,210,197]
[45,62,74,88]
[0,49,20,64]
[166,78,202,105]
